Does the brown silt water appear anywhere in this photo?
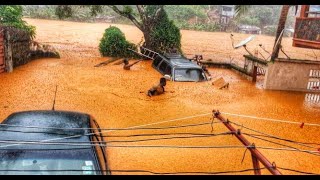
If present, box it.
[0,19,319,175]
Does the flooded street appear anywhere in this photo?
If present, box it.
[0,18,320,174]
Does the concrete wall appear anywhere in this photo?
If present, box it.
[264,59,320,92]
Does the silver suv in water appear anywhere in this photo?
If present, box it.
[152,53,209,82]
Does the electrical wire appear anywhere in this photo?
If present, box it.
[0,128,234,138]
[0,167,267,175]
[0,148,92,151]
[0,131,233,144]
[276,167,318,175]
[1,140,318,154]
[109,168,268,175]
[0,141,253,148]
[229,120,319,149]
[0,121,220,133]
[0,121,218,148]
[243,133,320,157]
[243,133,320,146]
[0,112,213,131]
[222,111,320,127]
[0,121,216,136]
[255,146,320,154]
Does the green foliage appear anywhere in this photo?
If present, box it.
[165,5,206,21]
[146,6,181,53]
[263,26,277,36]
[55,5,73,19]
[23,5,56,19]
[237,16,260,26]
[0,5,36,39]
[99,26,137,58]
[176,21,221,32]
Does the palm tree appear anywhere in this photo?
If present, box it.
[235,5,297,62]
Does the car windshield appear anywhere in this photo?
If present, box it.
[174,69,206,82]
[0,149,99,175]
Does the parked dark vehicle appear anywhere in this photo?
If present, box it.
[0,110,109,175]
[152,53,209,82]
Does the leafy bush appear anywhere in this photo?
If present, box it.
[0,5,36,39]
[99,26,137,58]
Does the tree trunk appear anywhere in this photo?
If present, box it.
[271,5,290,61]
[142,30,152,49]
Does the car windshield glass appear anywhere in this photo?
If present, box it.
[0,149,99,175]
[174,69,206,82]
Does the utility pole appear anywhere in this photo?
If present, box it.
[212,109,282,175]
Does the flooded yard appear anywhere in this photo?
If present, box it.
[0,18,319,174]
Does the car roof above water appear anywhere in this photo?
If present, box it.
[0,110,92,150]
[160,54,202,69]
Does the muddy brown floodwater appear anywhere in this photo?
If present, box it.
[0,18,320,175]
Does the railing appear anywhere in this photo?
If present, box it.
[307,69,320,91]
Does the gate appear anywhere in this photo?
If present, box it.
[0,29,5,73]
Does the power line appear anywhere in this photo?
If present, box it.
[243,133,320,146]
[0,112,213,131]
[0,168,267,175]
[0,131,233,144]
[0,141,253,148]
[0,121,218,149]
[222,111,320,127]
[1,140,319,154]
[0,126,234,138]
[0,120,218,149]
[276,167,318,175]
[255,146,320,154]
[243,133,320,157]
[0,121,216,134]
[0,148,92,151]
[109,168,268,175]
[229,120,319,149]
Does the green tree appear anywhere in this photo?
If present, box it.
[108,5,181,53]
[0,5,36,39]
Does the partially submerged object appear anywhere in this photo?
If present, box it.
[152,52,209,82]
[129,46,209,82]
[0,110,109,175]
[212,77,229,89]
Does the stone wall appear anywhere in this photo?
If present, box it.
[0,26,60,73]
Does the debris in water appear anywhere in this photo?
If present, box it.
[212,77,229,89]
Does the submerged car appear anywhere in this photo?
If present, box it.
[152,53,209,82]
[0,110,109,175]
